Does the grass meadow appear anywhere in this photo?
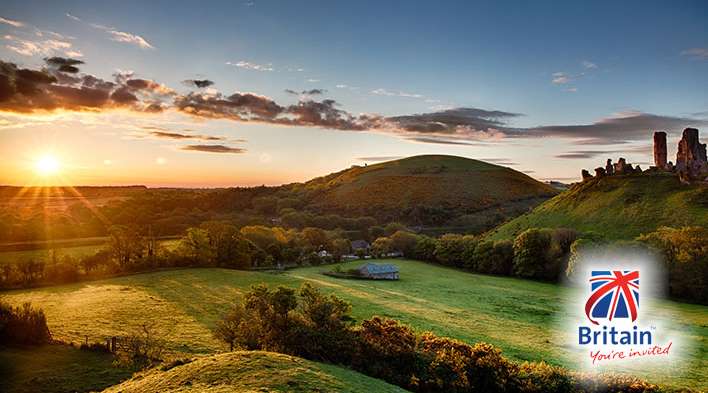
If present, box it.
[0,240,180,265]
[1,259,706,390]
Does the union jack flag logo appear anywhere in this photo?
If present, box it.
[585,270,639,325]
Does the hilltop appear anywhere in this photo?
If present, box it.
[102,351,406,393]
[290,155,557,230]
[486,172,708,240]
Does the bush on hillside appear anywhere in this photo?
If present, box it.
[213,283,355,364]
[474,240,514,275]
[513,229,554,279]
[390,230,420,257]
[413,235,437,261]
[371,237,394,258]
[637,226,708,303]
[0,300,51,346]
[354,317,419,388]
[434,234,467,267]
[417,335,514,392]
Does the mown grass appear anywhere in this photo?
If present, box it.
[0,344,132,393]
[2,260,706,390]
[487,173,708,240]
[104,350,407,393]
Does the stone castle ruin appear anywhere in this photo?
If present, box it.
[581,128,708,183]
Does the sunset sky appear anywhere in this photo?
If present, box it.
[1,0,707,187]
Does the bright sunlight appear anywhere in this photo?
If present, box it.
[35,155,60,176]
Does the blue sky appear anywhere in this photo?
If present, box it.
[0,0,707,186]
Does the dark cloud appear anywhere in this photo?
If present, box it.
[44,57,85,74]
[146,129,224,141]
[180,144,246,154]
[406,137,483,146]
[555,144,653,159]
[175,91,379,131]
[285,88,326,96]
[356,156,402,162]
[183,79,214,88]
[110,86,139,103]
[524,113,708,141]
[0,59,169,113]
[282,99,376,130]
[555,152,601,159]
[2,57,706,147]
[45,57,84,67]
[388,107,522,135]
[175,91,283,121]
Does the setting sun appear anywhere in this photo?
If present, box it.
[35,155,60,176]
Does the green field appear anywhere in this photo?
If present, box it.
[0,240,180,265]
[104,351,406,393]
[2,260,706,390]
[0,344,132,393]
[487,173,708,240]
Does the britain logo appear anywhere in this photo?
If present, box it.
[584,270,639,325]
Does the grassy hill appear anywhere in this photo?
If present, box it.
[486,172,708,240]
[102,351,406,393]
[3,260,706,389]
[293,155,557,229]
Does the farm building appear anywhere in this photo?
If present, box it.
[357,263,399,280]
[351,240,370,251]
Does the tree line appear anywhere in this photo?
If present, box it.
[2,221,704,304]
[374,226,707,304]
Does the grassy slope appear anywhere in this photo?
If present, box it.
[487,172,708,240]
[298,155,556,223]
[0,344,132,393]
[3,260,706,390]
[103,351,407,393]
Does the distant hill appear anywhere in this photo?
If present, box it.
[486,172,708,240]
[102,351,406,393]
[291,155,557,230]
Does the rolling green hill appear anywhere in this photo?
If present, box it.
[293,155,557,229]
[4,260,706,389]
[102,351,406,393]
[486,172,708,241]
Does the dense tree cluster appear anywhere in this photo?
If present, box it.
[375,226,706,304]
[0,186,385,244]
[0,221,357,289]
[213,284,661,393]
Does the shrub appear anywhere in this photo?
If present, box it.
[460,235,479,270]
[637,226,708,303]
[371,237,394,258]
[418,336,513,393]
[434,234,466,267]
[413,236,437,262]
[475,240,514,275]
[513,229,554,279]
[117,323,167,369]
[354,317,420,389]
[214,283,355,364]
[390,231,420,257]
[0,301,51,346]
[514,361,573,393]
